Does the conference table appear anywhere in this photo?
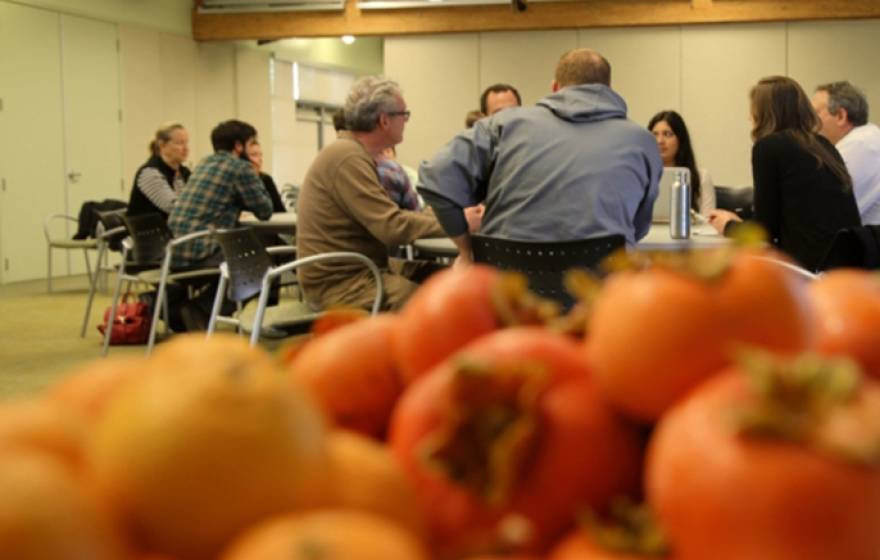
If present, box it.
[239,211,297,235]
[413,223,728,259]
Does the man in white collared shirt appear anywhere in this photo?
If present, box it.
[813,81,880,225]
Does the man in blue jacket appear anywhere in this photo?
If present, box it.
[419,48,662,264]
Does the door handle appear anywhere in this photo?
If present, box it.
[67,171,81,183]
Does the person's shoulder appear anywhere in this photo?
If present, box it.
[815,133,837,151]
[317,138,369,167]
[753,131,790,153]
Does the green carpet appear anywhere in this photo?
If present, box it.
[0,274,143,400]
[0,273,296,401]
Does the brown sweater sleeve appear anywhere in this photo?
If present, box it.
[332,152,444,245]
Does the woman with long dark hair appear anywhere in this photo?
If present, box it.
[648,110,715,216]
[709,76,860,271]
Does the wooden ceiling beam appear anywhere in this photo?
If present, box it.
[192,0,880,41]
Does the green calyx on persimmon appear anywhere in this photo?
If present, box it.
[732,349,880,466]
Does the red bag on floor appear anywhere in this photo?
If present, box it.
[97,294,151,345]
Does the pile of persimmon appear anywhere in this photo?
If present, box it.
[2,251,880,560]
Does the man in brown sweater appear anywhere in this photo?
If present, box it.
[296,77,444,310]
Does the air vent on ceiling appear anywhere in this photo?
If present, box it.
[198,0,345,13]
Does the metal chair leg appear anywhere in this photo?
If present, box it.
[83,248,92,290]
[81,242,106,337]
[206,271,227,337]
[102,254,128,356]
[47,246,53,293]
[146,251,173,355]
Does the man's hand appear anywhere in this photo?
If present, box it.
[450,233,473,268]
[464,204,485,234]
[708,209,742,235]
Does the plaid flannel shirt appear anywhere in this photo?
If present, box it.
[168,151,272,267]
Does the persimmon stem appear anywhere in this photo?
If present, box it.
[419,360,547,507]
[732,350,880,466]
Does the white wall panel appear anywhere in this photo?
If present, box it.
[236,49,273,170]
[479,30,577,108]
[118,24,162,192]
[0,2,65,282]
[384,34,480,170]
[159,32,198,164]
[788,19,880,127]
[194,43,236,162]
[579,26,681,131]
[682,23,786,187]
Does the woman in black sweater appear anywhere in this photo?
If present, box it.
[709,76,860,271]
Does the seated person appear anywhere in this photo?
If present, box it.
[167,120,273,329]
[128,122,190,219]
[709,77,861,272]
[169,119,272,268]
[296,76,445,311]
[419,48,661,263]
[246,140,286,212]
[465,110,485,128]
[648,110,716,217]
[376,146,421,211]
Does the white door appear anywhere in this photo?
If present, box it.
[60,14,123,276]
[0,2,66,283]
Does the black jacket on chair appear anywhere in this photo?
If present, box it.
[72,199,127,240]
[819,225,880,270]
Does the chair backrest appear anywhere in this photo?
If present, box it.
[470,234,626,309]
[714,186,754,220]
[819,225,880,271]
[215,227,274,303]
[95,208,128,252]
[121,212,173,266]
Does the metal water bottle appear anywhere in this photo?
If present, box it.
[670,168,691,239]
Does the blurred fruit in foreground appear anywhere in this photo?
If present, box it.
[811,269,880,378]
[289,315,403,439]
[393,267,560,385]
[0,398,88,471]
[588,248,814,422]
[276,308,368,366]
[391,328,642,557]
[548,499,670,560]
[715,249,815,352]
[219,509,431,560]
[326,430,424,537]
[0,449,126,560]
[49,356,149,423]
[647,353,880,560]
[88,334,330,560]
[394,265,502,384]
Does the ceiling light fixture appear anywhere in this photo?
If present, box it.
[341,34,356,44]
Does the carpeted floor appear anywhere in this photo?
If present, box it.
[0,274,145,399]
[0,273,290,401]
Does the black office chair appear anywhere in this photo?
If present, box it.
[80,209,128,337]
[470,234,626,310]
[207,227,296,336]
[818,225,880,271]
[102,213,216,355]
[715,186,754,221]
[208,227,383,345]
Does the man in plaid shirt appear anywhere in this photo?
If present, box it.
[169,120,273,268]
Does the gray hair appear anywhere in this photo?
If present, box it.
[344,77,403,132]
[817,81,869,126]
